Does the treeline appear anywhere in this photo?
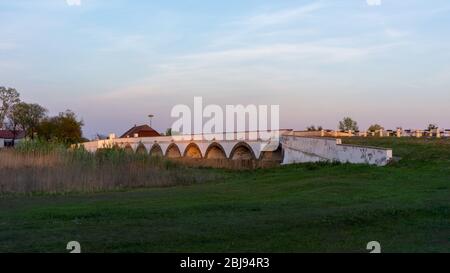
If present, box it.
[307,117,440,132]
[0,87,85,145]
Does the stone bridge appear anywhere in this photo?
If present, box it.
[80,130,392,166]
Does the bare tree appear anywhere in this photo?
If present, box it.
[0,87,20,128]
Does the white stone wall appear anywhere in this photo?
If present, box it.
[335,144,392,166]
[281,135,392,166]
[80,134,393,166]
[79,137,277,160]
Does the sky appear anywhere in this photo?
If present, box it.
[0,0,449,138]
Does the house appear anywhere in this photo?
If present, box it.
[120,124,161,138]
[0,130,25,148]
[445,129,450,138]
[403,129,413,137]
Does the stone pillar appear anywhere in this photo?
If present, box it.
[321,130,325,137]
[436,128,441,138]
[396,128,402,138]
[379,129,384,137]
[416,130,422,138]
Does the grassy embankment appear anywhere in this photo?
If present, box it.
[0,138,449,252]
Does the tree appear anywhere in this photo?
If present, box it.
[0,87,20,128]
[306,125,323,131]
[428,123,438,130]
[5,107,21,146]
[8,102,47,139]
[339,117,359,132]
[165,128,172,136]
[37,110,84,144]
[95,133,108,140]
[368,124,384,132]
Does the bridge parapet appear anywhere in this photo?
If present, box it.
[80,132,392,166]
[281,135,392,166]
[80,134,280,161]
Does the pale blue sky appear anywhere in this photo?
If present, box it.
[1,0,449,138]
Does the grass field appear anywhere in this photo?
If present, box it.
[0,138,449,253]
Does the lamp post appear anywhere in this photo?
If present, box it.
[148,114,154,127]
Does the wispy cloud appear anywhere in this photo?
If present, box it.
[366,0,382,6]
[97,34,147,53]
[100,40,403,104]
[385,28,409,38]
[95,1,407,101]
[180,43,375,64]
[209,2,324,48]
[66,0,81,6]
[240,2,323,26]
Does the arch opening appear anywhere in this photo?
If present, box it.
[124,144,134,154]
[136,143,148,155]
[184,143,202,158]
[150,144,163,157]
[166,144,181,158]
[230,142,256,160]
[205,143,227,159]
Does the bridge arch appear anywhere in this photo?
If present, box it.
[259,144,283,162]
[229,142,256,160]
[136,143,148,155]
[166,143,182,158]
[149,144,164,157]
[183,143,203,158]
[205,142,227,159]
[124,144,134,154]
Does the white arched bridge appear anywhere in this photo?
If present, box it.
[80,130,392,167]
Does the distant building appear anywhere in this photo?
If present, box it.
[403,130,413,137]
[0,130,25,148]
[120,124,161,138]
[444,129,450,138]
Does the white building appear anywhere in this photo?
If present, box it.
[0,130,25,148]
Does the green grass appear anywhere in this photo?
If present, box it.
[0,138,449,253]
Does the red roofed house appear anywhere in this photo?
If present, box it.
[120,124,161,138]
[0,130,25,148]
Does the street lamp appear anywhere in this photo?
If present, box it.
[148,114,154,127]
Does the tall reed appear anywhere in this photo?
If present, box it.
[0,141,222,194]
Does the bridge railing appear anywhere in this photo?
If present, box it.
[169,129,292,142]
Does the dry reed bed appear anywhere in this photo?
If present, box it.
[0,149,222,194]
[172,158,280,170]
